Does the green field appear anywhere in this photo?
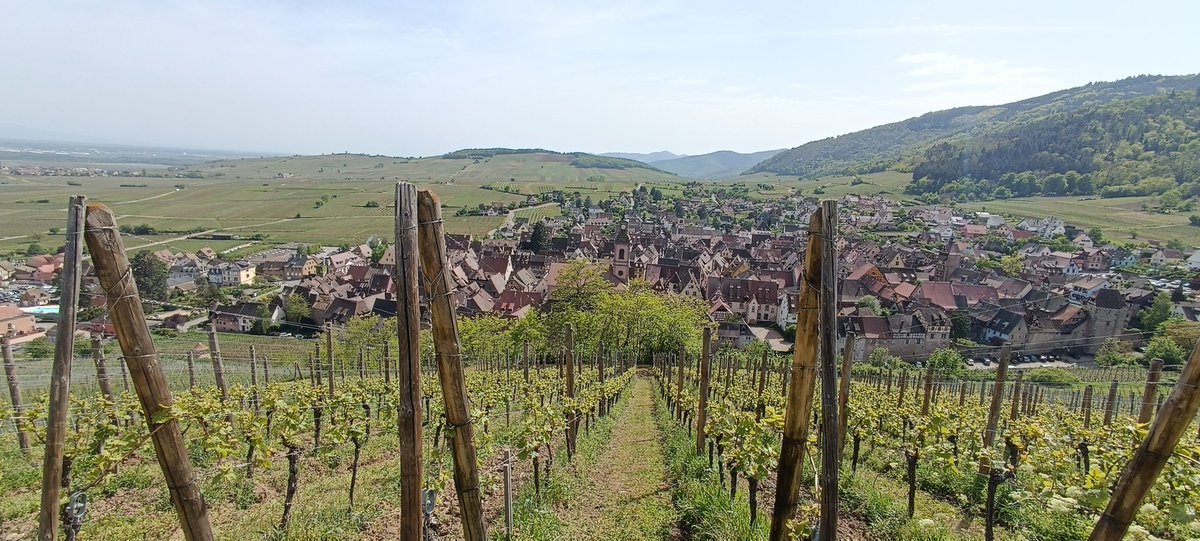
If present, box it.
[512,203,563,223]
[961,196,1200,247]
[717,170,914,200]
[0,153,682,255]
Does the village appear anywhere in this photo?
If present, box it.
[2,186,1197,367]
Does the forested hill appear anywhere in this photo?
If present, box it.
[906,88,1200,200]
[748,74,1200,178]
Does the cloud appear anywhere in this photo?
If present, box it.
[803,24,1101,39]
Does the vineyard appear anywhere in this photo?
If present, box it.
[1,190,1199,540]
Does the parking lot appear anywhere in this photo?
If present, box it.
[965,353,1078,370]
[0,282,54,305]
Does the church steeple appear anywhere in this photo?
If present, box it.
[613,223,631,280]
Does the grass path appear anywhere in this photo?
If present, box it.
[558,377,677,540]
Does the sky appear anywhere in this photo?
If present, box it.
[2,0,1198,157]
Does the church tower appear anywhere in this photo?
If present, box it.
[612,224,631,280]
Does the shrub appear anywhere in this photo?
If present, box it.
[1024,368,1079,387]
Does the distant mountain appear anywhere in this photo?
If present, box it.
[750,74,1200,178]
[600,151,684,163]
[653,149,786,179]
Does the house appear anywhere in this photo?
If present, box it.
[705,277,779,324]
[211,302,282,333]
[1150,249,1184,267]
[208,261,256,286]
[1,305,40,339]
[283,254,320,280]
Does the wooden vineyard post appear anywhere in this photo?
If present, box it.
[757,351,769,418]
[92,334,115,401]
[838,334,855,456]
[1104,379,1119,426]
[82,203,213,540]
[770,203,828,541]
[1089,345,1200,541]
[393,182,424,541]
[38,195,84,541]
[1082,385,1094,429]
[1009,371,1024,421]
[676,344,685,422]
[921,366,934,415]
[980,346,1011,474]
[206,327,233,424]
[565,324,577,459]
[326,323,335,396]
[503,449,513,540]
[187,350,197,390]
[523,341,531,384]
[816,200,840,541]
[695,327,712,454]
[416,189,486,541]
[1,337,30,453]
[249,346,260,411]
[1138,359,1163,424]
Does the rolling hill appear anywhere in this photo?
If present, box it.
[652,149,785,179]
[749,74,1200,178]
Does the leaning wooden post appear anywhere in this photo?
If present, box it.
[1089,345,1200,541]
[326,323,335,395]
[206,326,230,401]
[921,366,934,415]
[82,203,213,540]
[770,204,826,541]
[1103,379,1120,426]
[416,189,486,541]
[393,181,425,541]
[38,195,84,541]
[979,346,1011,474]
[816,200,840,541]
[1138,359,1163,424]
[695,326,712,454]
[838,333,855,456]
[92,334,115,402]
[565,325,577,459]
[1,337,30,454]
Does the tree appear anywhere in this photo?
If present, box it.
[1143,335,1187,368]
[1190,215,1200,227]
[525,222,550,253]
[25,243,46,256]
[855,295,881,313]
[1095,337,1136,367]
[371,243,388,264]
[283,293,312,323]
[130,250,169,302]
[550,259,612,311]
[949,312,971,340]
[1156,317,1200,350]
[250,303,275,335]
[926,348,966,377]
[1087,226,1105,246]
[999,254,1024,276]
[1138,292,1174,331]
[196,277,224,309]
[20,337,53,360]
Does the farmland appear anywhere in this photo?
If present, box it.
[0,152,683,255]
[960,196,1200,246]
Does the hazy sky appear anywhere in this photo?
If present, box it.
[3,1,1198,156]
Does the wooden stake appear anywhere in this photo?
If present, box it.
[979,346,1011,474]
[416,189,485,541]
[838,333,855,456]
[1104,379,1119,426]
[676,344,685,422]
[816,200,840,541]
[326,323,335,395]
[187,350,196,390]
[1082,385,1094,429]
[696,327,712,454]
[1,337,30,453]
[921,367,934,415]
[565,325,577,458]
[1138,359,1163,424]
[82,203,213,540]
[92,334,115,401]
[1009,371,1023,421]
[393,182,424,541]
[38,195,84,541]
[770,204,826,541]
[1089,345,1200,541]
[206,326,232,424]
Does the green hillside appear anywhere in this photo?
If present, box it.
[653,149,785,179]
[750,74,1200,178]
